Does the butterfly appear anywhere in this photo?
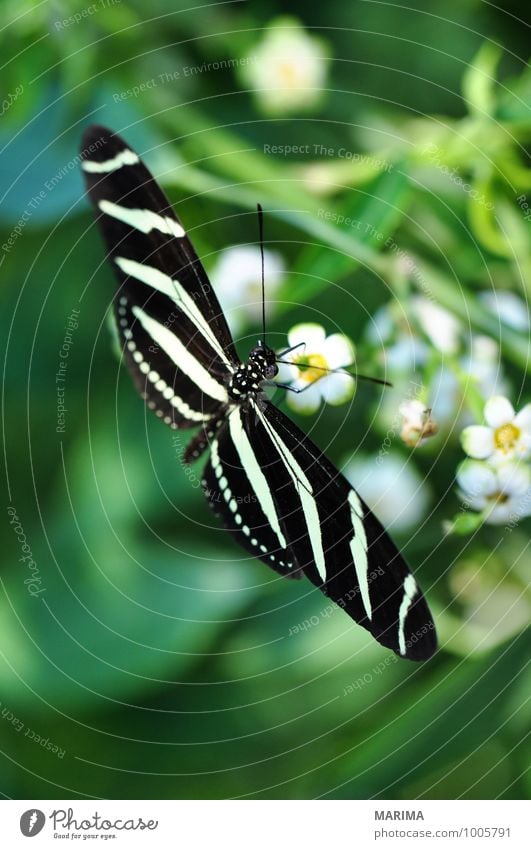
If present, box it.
[80,125,437,661]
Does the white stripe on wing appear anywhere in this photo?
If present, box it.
[99,200,185,238]
[116,257,232,369]
[348,491,371,621]
[254,404,327,582]
[131,306,228,403]
[398,574,418,656]
[228,408,287,551]
[82,149,139,173]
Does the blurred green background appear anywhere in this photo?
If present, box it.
[1,0,530,800]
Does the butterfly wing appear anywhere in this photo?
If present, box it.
[201,409,296,578]
[81,124,237,427]
[219,398,437,660]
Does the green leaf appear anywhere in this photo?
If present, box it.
[462,43,502,118]
[282,166,411,308]
[447,510,484,536]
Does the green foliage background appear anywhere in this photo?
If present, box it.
[0,0,529,800]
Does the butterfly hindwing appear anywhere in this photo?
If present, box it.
[246,399,436,661]
[202,409,295,578]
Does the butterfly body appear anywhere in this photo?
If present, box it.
[227,342,278,401]
[81,125,437,662]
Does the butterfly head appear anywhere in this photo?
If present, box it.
[249,341,278,379]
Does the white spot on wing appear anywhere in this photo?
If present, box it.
[82,149,139,173]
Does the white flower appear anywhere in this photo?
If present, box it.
[278,323,354,413]
[344,452,431,533]
[410,296,462,355]
[457,459,531,525]
[211,246,284,337]
[479,290,529,332]
[240,17,329,115]
[399,399,438,447]
[463,335,509,400]
[461,396,531,463]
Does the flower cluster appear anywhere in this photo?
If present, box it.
[457,396,531,526]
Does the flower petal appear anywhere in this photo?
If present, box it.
[456,460,498,498]
[322,333,354,369]
[514,403,531,434]
[276,359,299,384]
[287,322,326,352]
[484,395,515,428]
[320,372,354,405]
[460,425,494,459]
[286,382,321,414]
[399,399,427,430]
[485,501,514,525]
[496,462,530,497]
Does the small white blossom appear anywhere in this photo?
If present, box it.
[457,459,531,525]
[211,246,284,337]
[399,399,438,447]
[410,296,462,355]
[240,17,329,115]
[461,396,531,463]
[278,323,354,413]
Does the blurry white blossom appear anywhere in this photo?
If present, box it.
[410,296,462,355]
[240,18,329,115]
[462,335,508,400]
[366,304,428,373]
[461,396,531,463]
[399,399,438,447]
[457,459,531,525]
[211,245,285,337]
[344,452,431,534]
[479,290,529,332]
[278,323,354,414]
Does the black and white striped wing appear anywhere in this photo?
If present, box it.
[202,408,296,578]
[207,400,436,661]
[81,124,238,428]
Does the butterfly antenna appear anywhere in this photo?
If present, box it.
[275,358,393,388]
[257,203,266,347]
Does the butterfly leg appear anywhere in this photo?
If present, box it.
[265,381,318,395]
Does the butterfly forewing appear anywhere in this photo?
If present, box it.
[81,124,238,427]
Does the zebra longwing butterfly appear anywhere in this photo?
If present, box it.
[81,125,437,661]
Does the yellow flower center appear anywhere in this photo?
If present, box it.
[277,61,299,87]
[295,353,329,383]
[487,490,509,505]
[494,422,520,453]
